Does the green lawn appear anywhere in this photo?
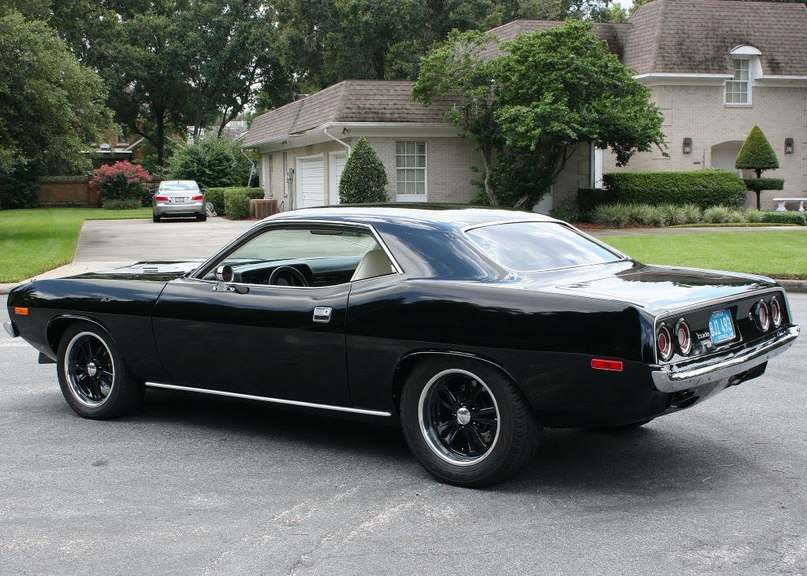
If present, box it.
[0,208,151,283]
[598,230,807,280]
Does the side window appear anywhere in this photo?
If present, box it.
[201,226,393,286]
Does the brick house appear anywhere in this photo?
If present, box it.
[243,0,806,212]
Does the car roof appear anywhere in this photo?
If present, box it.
[264,204,556,232]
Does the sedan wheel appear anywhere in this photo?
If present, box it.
[401,358,541,487]
[57,322,144,419]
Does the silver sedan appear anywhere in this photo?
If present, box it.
[152,180,206,222]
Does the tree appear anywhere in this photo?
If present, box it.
[339,138,388,203]
[735,125,783,210]
[0,11,113,206]
[413,30,502,204]
[168,138,251,188]
[414,20,665,208]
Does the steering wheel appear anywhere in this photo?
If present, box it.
[268,265,309,287]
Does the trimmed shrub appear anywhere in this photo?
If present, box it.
[101,198,142,210]
[743,178,784,193]
[736,125,779,177]
[224,190,251,220]
[89,161,152,203]
[339,138,388,203]
[761,211,806,226]
[602,170,747,209]
[168,137,251,188]
[206,187,262,216]
[577,188,612,219]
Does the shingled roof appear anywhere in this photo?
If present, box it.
[624,0,807,76]
[243,80,458,147]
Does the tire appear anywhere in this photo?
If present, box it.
[152,214,161,223]
[400,357,542,487]
[197,213,207,222]
[56,321,145,419]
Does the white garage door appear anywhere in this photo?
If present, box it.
[296,156,324,208]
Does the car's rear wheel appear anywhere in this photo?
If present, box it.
[152,214,160,223]
[197,213,207,222]
[400,358,541,487]
[56,322,145,419]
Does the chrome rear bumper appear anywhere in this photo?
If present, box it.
[651,325,799,393]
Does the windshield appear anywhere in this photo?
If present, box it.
[465,222,623,272]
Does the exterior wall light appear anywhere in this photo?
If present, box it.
[683,137,692,155]
[785,138,794,154]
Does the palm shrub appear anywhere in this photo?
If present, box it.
[339,138,388,203]
[735,126,783,210]
[89,161,152,207]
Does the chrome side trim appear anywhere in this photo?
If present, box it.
[651,325,799,393]
[145,382,393,417]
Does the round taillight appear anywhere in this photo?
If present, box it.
[657,324,673,362]
[675,318,692,355]
[770,296,782,328]
[753,299,770,332]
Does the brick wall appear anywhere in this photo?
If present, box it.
[37,179,100,206]
[602,83,807,210]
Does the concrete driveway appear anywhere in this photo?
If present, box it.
[0,217,252,293]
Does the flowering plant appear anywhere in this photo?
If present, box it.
[89,161,152,201]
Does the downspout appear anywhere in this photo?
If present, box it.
[323,125,351,155]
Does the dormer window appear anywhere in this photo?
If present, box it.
[725,45,761,106]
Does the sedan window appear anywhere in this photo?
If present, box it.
[201,226,393,286]
[465,222,622,272]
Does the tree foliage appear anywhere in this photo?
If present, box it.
[339,138,388,204]
[89,161,153,202]
[736,125,781,209]
[168,138,251,188]
[414,20,665,208]
[0,12,113,178]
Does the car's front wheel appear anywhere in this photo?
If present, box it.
[400,358,541,487]
[56,321,145,419]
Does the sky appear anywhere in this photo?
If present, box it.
[612,0,634,9]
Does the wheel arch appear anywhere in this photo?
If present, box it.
[391,350,519,414]
[47,315,113,356]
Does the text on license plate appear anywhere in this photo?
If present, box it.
[171,197,187,203]
[709,309,736,344]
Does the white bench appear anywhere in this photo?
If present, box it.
[772,197,806,212]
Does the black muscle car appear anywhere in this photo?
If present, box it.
[4,206,800,486]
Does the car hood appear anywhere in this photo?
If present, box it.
[69,260,206,282]
[530,261,776,315]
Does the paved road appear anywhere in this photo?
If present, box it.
[1,292,805,575]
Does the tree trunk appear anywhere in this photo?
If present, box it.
[155,109,166,166]
[479,146,497,206]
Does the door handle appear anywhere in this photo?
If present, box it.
[313,307,332,323]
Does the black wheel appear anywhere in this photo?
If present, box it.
[56,322,145,419]
[197,213,207,222]
[400,358,541,487]
[152,213,161,223]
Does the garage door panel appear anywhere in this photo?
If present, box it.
[297,157,324,208]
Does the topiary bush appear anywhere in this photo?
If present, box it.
[339,138,388,204]
[89,161,152,205]
[736,126,782,210]
[602,170,747,209]
[168,138,251,188]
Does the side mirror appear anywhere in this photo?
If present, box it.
[215,265,234,283]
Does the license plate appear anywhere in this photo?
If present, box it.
[709,309,736,344]
[172,197,187,203]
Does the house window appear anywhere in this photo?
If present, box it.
[396,141,426,201]
[725,59,750,104]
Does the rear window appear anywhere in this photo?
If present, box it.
[465,222,622,271]
[160,181,199,192]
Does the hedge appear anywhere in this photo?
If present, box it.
[577,188,612,218]
[602,170,747,209]
[743,178,784,193]
[224,192,251,220]
[206,187,263,216]
[760,211,806,226]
